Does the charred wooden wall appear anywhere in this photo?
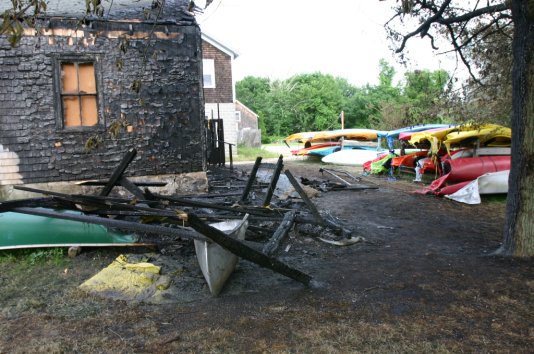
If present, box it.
[0,19,206,185]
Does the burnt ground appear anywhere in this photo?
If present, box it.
[1,159,533,353]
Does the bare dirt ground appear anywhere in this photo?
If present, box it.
[1,159,533,353]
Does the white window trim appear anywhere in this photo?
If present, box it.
[203,59,216,88]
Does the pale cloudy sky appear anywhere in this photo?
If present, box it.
[197,0,461,86]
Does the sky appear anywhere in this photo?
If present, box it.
[197,0,461,87]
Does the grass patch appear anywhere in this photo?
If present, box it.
[481,194,507,204]
[0,248,65,266]
[235,145,281,161]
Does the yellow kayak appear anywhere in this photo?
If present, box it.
[443,124,511,151]
[284,131,320,143]
[408,124,511,155]
[309,128,378,142]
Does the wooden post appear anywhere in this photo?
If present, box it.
[263,155,284,207]
[228,144,234,171]
[241,156,262,202]
[188,213,312,286]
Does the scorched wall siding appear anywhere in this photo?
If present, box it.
[0,21,206,185]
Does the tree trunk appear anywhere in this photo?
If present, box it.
[500,0,534,256]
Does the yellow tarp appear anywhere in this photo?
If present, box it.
[79,255,170,302]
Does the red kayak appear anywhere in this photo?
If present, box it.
[416,156,511,195]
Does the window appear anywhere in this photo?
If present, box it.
[203,59,216,88]
[59,61,99,127]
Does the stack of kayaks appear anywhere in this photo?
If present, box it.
[286,128,381,166]
[285,123,511,203]
[387,124,511,203]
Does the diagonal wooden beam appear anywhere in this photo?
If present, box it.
[99,148,137,196]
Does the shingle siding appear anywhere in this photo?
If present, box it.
[202,40,234,103]
[0,19,206,185]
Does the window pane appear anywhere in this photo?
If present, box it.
[81,96,98,126]
[63,96,81,126]
[203,74,213,87]
[202,59,215,88]
[61,63,78,93]
[78,63,96,93]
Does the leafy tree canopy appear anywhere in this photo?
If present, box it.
[236,62,452,139]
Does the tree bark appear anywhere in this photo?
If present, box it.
[500,0,534,256]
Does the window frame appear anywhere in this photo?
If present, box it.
[202,59,216,89]
[52,54,105,132]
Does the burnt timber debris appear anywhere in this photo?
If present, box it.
[0,149,379,291]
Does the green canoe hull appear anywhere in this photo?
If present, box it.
[0,209,138,249]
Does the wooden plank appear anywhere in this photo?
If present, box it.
[188,213,312,286]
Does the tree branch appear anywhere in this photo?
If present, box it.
[395,0,452,52]
[394,1,510,53]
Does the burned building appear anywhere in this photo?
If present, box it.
[0,0,207,197]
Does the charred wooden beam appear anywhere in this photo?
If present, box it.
[284,169,325,226]
[262,210,295,256]
[0,197,74,212]
[187,213,312,286]
[149,192,287,217]
[76,180,166,187]
[240,156,262,202]
[13,185,160,209]
[285,170,352,237]
[119,176,150,200]
[100,148,137,197]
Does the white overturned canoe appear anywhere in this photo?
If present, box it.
[194,214,249,296]
[445,170,509,204]
[322,149,381,166]
[451,147,511,159]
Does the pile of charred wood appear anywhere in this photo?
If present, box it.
[0,149,375,286]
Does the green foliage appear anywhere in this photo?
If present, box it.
[236,61,452,140]
[0,251,17,263]
[1,0,48,47]
[0,248,65,266]
[235,145,280,161]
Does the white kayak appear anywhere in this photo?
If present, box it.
[321,149,382,166]
[194,214,249,296]
[445,170,509,204]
